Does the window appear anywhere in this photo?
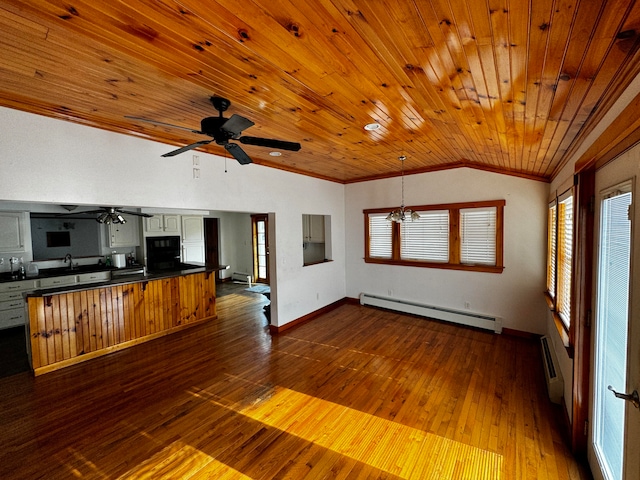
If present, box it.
[364,200,505,273]
[460,207,497,265]
[546,202,557,296]
[400,210,449,262]
[546,189,574,336]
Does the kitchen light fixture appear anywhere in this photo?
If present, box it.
[364,122,381,131]
[386,155,420,223]
[269,151,282,156]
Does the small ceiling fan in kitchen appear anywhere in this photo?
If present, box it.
[126,96,302,164]
[56,206,153,224]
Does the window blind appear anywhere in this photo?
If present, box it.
[400,210,449,261]
[547,203,557,296]
[460,207,497,265]
[557,194,573,328]
[369,213,393,258]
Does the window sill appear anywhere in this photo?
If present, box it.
[303,259,333,267]
[364,257,504,274]
[544,291,574,358]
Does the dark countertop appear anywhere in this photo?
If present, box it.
[7,263,229,297]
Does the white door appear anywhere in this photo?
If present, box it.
[589,159,640,480]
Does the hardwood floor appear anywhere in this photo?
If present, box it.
[0,283,591,479]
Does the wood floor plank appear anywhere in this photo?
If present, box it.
[0,283,591,479]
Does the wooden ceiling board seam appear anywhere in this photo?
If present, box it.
[180,0,400,129]
[547,0,638,176]
[465,3,508,168]
[464,0,512,169]
[57,0,335,134]
[487,1,519,168]
[506,0,531,173]
[327,0,474,166]
[557,45,640,178]
[528,0,581,177]
[554,23,640,173]
[408,0,494,164]
[523,0,575,175]
[449,1,506,165]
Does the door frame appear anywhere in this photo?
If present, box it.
[588,161,639,479]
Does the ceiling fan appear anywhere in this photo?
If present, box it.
[126,96,302,164]
[57,206,153,224]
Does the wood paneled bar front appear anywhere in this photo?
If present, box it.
[26,270,217,376]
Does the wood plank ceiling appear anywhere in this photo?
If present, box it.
[1,0,640,183]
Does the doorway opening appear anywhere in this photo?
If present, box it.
[251,214,269,284]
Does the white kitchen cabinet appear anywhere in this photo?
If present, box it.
[182,243,205,263]
[108,215,140,247]
[144,216,163,233]
[303,214,325,243]
[0,211,28,253]
[163,215,180,233]
[0,279,36,329]
[76,271,111,284]
[38,275,77,288]
[181,216,204,263]
[181,216,204,242]
[144,215,180,235]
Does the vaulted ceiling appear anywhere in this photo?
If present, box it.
[2,0,640,183]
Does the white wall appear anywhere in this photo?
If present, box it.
[208,211,253,280]
[345,167,549,334]
[0,107,346,327]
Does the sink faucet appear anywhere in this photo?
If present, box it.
[63,253,75,270]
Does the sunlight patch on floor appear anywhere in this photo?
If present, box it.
[117,441,251,479]
[191,381,503,479]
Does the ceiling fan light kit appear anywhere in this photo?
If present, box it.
[126,96,301,165]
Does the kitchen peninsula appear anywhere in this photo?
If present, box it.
[23,265,222,375]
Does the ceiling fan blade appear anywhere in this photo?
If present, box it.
[119,210,154,218]
[54,209,105,217]
[221,114,255,136]
[239,136,301,151]
[225,143,253,165]
[161,140,212,157]
[125,116,204,135]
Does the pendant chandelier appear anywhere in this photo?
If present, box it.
[387,155,420,223]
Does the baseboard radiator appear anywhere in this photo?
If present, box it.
[231,272,252,287]
[540,335,563,404]
[359,293,503,334]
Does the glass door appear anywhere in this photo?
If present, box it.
[590,180,639,480]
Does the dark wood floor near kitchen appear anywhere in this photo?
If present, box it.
[0,283,590,479]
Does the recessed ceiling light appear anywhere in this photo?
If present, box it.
[269,151,282,156]
[364,122,381,131]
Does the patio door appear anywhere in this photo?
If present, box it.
[251,214,269,284]
[589,174,640,480]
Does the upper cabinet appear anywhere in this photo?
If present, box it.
[0,211,28,253]
[181,216,205,263]
[144,214,180,236]
[303,214,325,243]
[181,216,204,243]
[108,215,140,248]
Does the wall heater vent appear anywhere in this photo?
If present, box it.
[540,335,563,404]
[231,272,252,287]
[359,293,502,334]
